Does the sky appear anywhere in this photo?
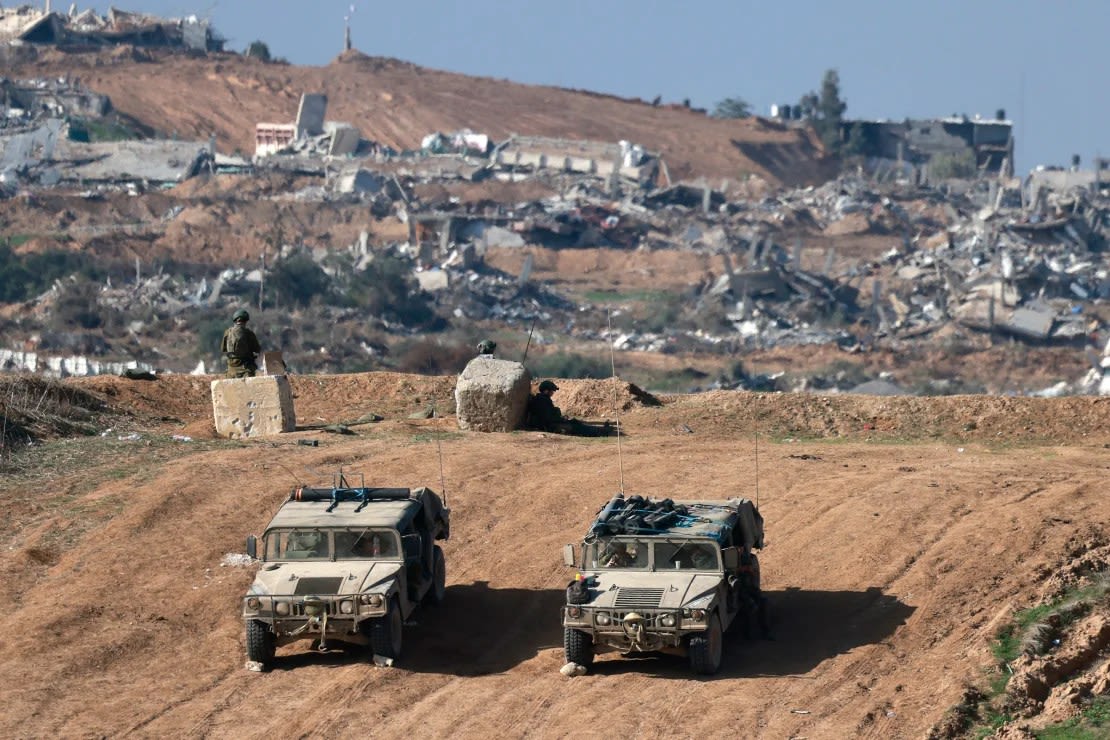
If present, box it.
[62,0,1106,175]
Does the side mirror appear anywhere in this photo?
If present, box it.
[563,543,577,567]
[246,534,258,560]
[402,534,422,562]
[722,548,739,570]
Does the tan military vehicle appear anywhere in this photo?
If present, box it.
[562,493,765,675]
[242,482,450,671]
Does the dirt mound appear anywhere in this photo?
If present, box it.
[549,377,661,418]
[0,375,113,447]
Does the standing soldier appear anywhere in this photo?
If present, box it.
[221,308,261,378]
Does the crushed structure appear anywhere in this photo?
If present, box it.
[0,5,223,52]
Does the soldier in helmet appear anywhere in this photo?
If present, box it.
[525,379,565,432]
[476,339,497,357]
[220,308,262,378]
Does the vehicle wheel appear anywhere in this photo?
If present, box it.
[688,612,723,675]
[246,620,275,670]
[371,598,403,660]
[423,546,447,606]
[564,628,594,667]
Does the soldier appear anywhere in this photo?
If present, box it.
[526,379,563,431]
[221,308,261,378]
[476,339,496,356]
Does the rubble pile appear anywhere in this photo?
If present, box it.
[0,5,223,52]
[1,78,1108,395]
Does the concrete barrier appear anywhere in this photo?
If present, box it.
[455,357,531,432]
[211,375,296,438]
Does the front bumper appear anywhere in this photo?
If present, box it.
[243,595,387,638]
[562,605,707,651]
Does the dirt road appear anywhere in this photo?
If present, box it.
[0,375,1107,738]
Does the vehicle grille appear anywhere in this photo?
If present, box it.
[614,587,665,609]
[292,600,338,617]
[294,577,344,595]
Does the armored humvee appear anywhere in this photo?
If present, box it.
[561,493,765,675]
[241,481,450,671]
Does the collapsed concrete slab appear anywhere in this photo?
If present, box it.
[211,375,296,438]
[455,357,531,432]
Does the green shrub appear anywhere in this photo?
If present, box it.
[395,340,473,375]
[344,255,434,327]
[529,352,611,379]
[930,150,978,180]
[0,242,104,303]
[266,253,332,308]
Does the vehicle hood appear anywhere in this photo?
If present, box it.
[580,571,720,610]
[248,561,402,597]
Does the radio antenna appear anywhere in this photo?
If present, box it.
[754,431,760,509]
[433,404,448,507]
[607,308,625,495]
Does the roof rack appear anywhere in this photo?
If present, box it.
[289,473,412,512]
[588,493,727,539]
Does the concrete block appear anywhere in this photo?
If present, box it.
[211,375,296,438]
[455,357,531,432]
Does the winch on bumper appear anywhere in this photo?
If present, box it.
[243,593,387,639]
[563,605,709,651]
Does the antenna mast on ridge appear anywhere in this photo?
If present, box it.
[607,308,625,495]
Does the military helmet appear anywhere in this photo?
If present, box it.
[232,308,250,322]
[476,339,496,354]
[539,380,559,392]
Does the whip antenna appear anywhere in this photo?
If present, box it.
[754,431,759,509]
[607,308,625,495]
[433,404,448,507]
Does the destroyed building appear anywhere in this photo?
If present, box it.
[848,115,1013,177]
[0,5,224,52]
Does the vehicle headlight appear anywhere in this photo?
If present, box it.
[274,601,290,616]
[359,594,371,605]
[596,613,611,626]
[567,606,582,619]
[691,609,706,621]
[660,614,676,627]
[339,600,354,615]
[368,594,383,608]
[246,597,261,610]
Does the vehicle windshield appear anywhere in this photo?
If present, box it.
[266,529,330,560]
[587,538,649,569]
[655,540,720,570]
[585,537,719,571]
[263,528,400,561]
[334,529,400,559]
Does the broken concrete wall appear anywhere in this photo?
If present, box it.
[295,93,327,139]
[455,357,531,432]
[211,375,296,438]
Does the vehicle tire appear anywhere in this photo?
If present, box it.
[371,598,403,660]
[564,628,594,667]
[246,620,275,670]
[423,546,447,606]
[688,612,723,675]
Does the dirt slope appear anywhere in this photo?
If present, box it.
[12,49,832,186]
[1,374,1108,739]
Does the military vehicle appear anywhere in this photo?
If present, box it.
[241,479,450,671]
[561,493,765,675]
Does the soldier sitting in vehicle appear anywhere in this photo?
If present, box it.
[603,542,642,568]
[345,532,393,558]
[285,531,325,559]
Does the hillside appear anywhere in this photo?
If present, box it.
[1,373,1109,738]
[10,47,832,186]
